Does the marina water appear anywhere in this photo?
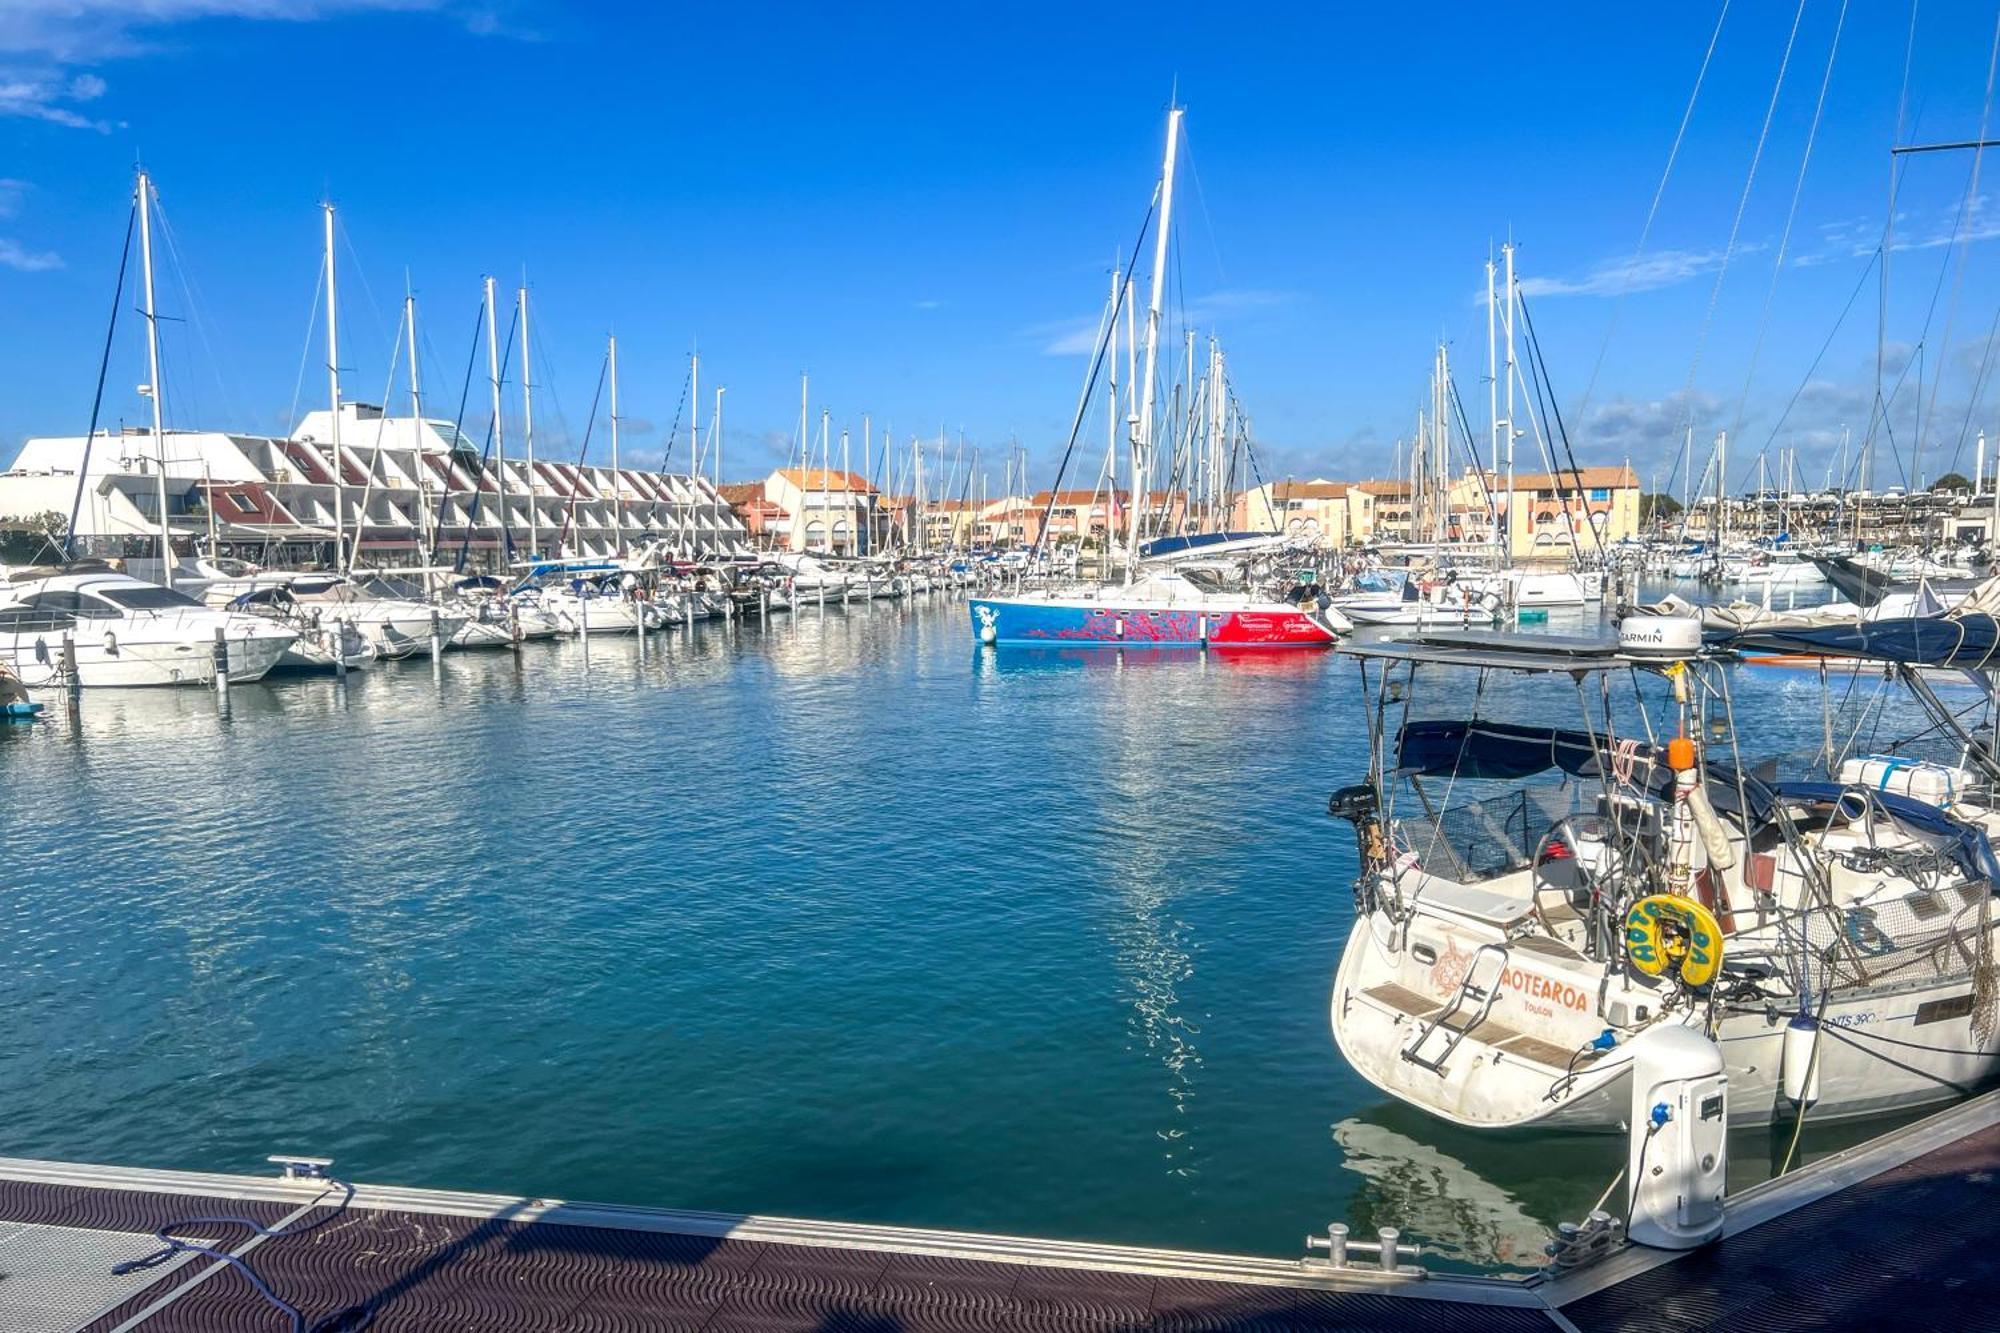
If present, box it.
[0,594,1937,1270]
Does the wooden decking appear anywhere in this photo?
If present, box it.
[1359,981,1603,1072]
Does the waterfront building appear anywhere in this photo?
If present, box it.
[1234,466,1638,556]
[737,468,880,555]
[1232,480,1375,547]
[0,403,751,575]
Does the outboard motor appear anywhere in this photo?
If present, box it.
[1328,784,1387,875]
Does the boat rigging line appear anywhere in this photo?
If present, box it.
[1575,0,1733,422]
[65,191,138,561]
[552,349,611,558]
[423,297,486,564]
[1515,290,1609,561]
[1024,196,1156,565]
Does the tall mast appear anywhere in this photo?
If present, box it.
[405,289,430,574]
[797,373,809,473]
[1131,104,1182,584]
[1502,241,1516,566]
[819,410,831,553]
[137,172,174,588]
[518,283,536,559]
[1717,431,1729,548]
[689,350,700,481]
[482,276,506,568]
[840,429,852,555]
[1107,259,1120,520]
[1485,252,1499,547]
[324,202,345,576]
[608,334,622,558]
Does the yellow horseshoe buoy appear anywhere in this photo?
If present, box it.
[1624,894,1725,987]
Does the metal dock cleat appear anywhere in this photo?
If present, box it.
[1303,1221,1425,1278]
[267,1154,335,1182]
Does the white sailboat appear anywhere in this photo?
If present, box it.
[1327,624,2000,1132]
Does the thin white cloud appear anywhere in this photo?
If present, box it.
[1028,287,1299,356]
[1517,248,1755,299]
[1022,315,1105,357]
[0,0,505,130]
[1795,197,2000,268]
[0,237,62,271]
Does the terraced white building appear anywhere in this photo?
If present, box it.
[1,402,752,575]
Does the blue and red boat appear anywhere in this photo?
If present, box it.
[970,573,1349,648]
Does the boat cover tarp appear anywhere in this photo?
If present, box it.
[1728,614,2000,668]
[1393,719,1999,885]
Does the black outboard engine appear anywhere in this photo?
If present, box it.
[1328,783,1387,875]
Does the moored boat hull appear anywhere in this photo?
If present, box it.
[969,596,1339,647]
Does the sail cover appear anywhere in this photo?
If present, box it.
[1729,614,2000,669]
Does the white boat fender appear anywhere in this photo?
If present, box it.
[1781,1013,1822,1106]
[103,630,118,655]
[1684,781,1738,871]
[1668,734,1737,871]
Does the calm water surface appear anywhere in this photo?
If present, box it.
[0,592,1946,1269]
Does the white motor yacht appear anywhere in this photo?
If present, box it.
[0,570,295,687]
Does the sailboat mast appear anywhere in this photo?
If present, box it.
[1502,241,1516,566]
[1485,254,1498,485]
[518,283,536,559]
[324,203,345,577]
[482,276,506,568]
[820,411,833,553]
[137,172,174,588]
[1131,104,1182,584]
[714,386,726,493]
[1107,260,1119,513]
[405,291,429,574]
[608,334,622,558]
[690,351,700,481]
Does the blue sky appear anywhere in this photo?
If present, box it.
[4,1,2000,497]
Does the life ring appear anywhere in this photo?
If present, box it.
[1624,894,1725,987]
[1844,907,1896,957]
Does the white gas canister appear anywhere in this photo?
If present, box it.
[1626,1024,1728,1250]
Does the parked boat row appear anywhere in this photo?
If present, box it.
[0,552,975,690]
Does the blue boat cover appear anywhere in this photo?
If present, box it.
[1136,531,1274,559]
[1729,614,2000,668]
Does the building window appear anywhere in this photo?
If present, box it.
[1591,488,1610,502]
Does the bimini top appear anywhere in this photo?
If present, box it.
[1342,631,1670,673]
[1394,718,2000,885]
[1729,614,2000,669]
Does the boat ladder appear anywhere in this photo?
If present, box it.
[1400,943,1510,1075]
